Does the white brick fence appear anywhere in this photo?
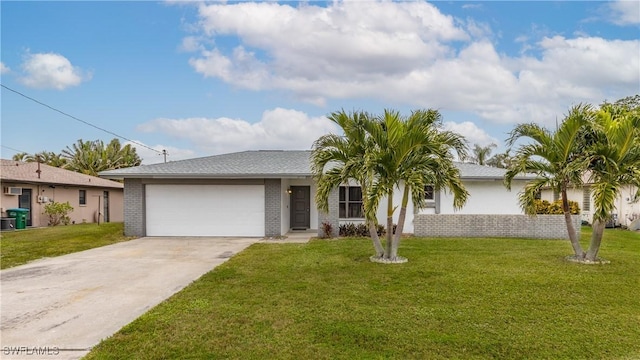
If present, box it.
[414,214,581,239]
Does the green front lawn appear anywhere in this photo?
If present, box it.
[86,228,640,359]
[0,222,131,269]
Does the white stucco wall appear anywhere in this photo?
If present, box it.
[337,180,526,234]
[543,185,640,226]
[438,180,526,215]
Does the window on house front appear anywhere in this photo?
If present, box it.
[79,190,86,205]
[339,186,363,218]
[425,185,435,201]
[553,190,559,202]
[583,187,591,211]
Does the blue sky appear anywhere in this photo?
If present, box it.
[1,1,638,164]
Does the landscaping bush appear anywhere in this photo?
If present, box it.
[44,201,74,226]
[339,223,387,237]
[320,221,334,238]
[534,199,580,215]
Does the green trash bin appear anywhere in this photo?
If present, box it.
[7,208,29,229]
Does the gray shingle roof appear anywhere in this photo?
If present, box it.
[99,151,313,179]
[99,150,535,180]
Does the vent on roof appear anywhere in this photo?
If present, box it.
[4,187,22,196]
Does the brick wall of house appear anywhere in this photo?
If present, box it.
[124,178,145,237]
[317,187,339,237]
[414,214,581,239]
[264,179,281,237]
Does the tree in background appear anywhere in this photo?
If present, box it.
[485,150,513,169]
[11,152,29,162]
[62,138,141,176]
[468,143,497,165]
[10,138,141,176]
[11,151,68,167]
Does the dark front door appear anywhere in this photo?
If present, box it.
[103,191,110,223]
[18,188,32,226]
[290,186,310,230]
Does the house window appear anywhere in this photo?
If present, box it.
[339,186,363,218]
[425,185,435,201]
[79,190,86,205]
[583,187,590,211]
[553,190,559,202]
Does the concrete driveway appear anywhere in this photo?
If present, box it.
[0,237,258,360]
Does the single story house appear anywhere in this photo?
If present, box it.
[1,159,124,227]
[100,150,575,239]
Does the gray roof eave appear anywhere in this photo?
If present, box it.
[99,173,313,180]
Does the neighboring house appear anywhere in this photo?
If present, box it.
[99,150,563,239]
[541,181,639,227]
[1,159,124,227]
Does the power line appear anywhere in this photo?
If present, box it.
[1,83,164,155]
[0,145,28,154]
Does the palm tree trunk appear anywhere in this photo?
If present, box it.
[586,219,605,261]
[368,220,384,258]
[391,186,410,259]
[385,190,393,259]
[562,190,584,258]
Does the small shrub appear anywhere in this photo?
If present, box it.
[320,221,334,238]
[44,201,74,226]
[338,223,389,237]
[534,199,580,215]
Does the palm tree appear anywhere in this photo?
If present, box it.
[62,138,141,176]
[505,104,593,258]
[11,152,29,162]
[63,139,105,176]
[584,103,640,261]
[365,109,469,261]
[469,143,497,165]
[34,151,68,167]
[311,110,385,256]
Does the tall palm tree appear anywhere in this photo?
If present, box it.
[505,104,593,258]
[584,103,640,261]
[365,109,469,261]
[311,110,385,256]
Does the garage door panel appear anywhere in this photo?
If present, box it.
[146,184,264,237]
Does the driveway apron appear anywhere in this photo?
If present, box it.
[0,237,258,360]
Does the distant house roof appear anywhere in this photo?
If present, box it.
[1,159,124,189]
[99,150,534,181]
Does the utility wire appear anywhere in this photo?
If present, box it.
[1,84,164,155]
[0,144,29,154]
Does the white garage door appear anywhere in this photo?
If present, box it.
[146,184,265,237]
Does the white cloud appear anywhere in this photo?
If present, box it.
[19,52,91,90]
[179,36,203,52]
[181,1,639,127]
[443,121,498,147]
[136,108,338,155]
[125,141,197,165]
[462,4,483,10]
[0,62,10,74]
[606,0,640,25]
